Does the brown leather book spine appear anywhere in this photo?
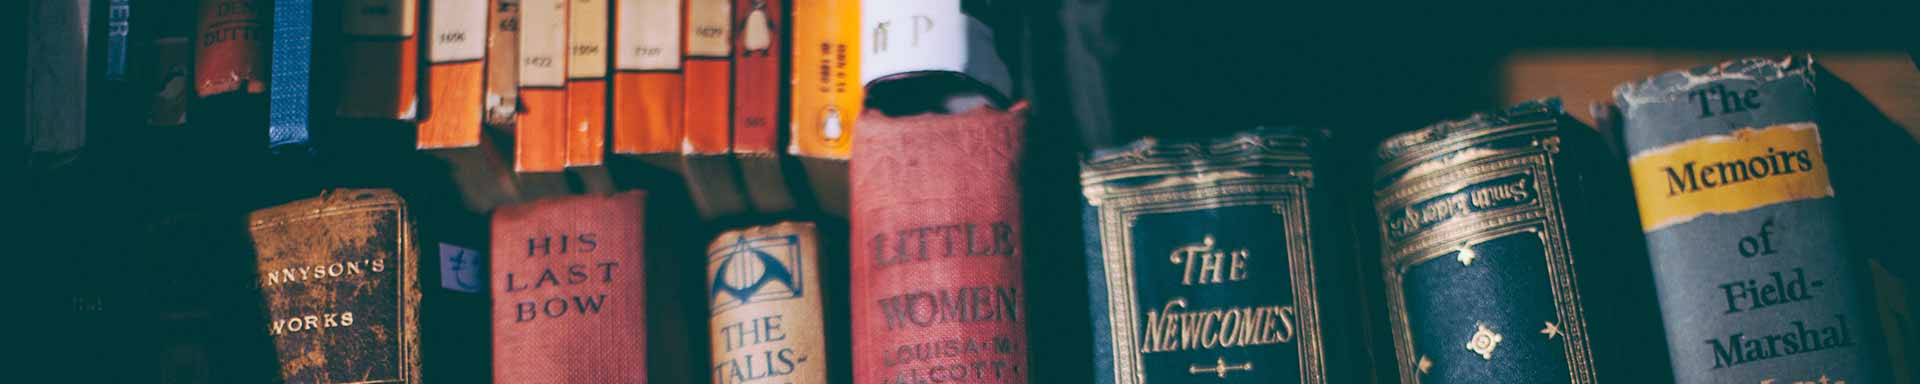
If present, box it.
[517,0,569,172]
[683,0,732,154]
[849,104,1031,383]
[338,0,422,120]
[610,0,684,155]
[194,0,266,97]
[248,189,422,383]
[730,0,780,154]
[565,0,609,166]
[485,0,521,127]
[418,0,489,149]
[492,191,649,383]
[707,222,828,383]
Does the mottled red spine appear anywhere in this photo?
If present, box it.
[491,191,649,383]
[850,104,1031,383]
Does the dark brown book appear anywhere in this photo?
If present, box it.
[492,191,650,383]
[338,0,422,120]
[248,189,422,383]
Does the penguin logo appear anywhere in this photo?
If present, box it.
[709,234,804,313]
[821,106,844,141]
[740,0,773,57]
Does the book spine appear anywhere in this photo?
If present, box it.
[684,0,732,154]
[1617,56,1883,383]
[248,189,422,383]
[491,191,649,383]
[337,0,421,120]
[857,0,964,86]
[707,222,829,383]
[107,0,130,80]
[565,0,608,166]
[28,0,88,155]
[516,0,569,172]
[484,0,520,126]
[610,0,683,155]
[1372,101,1603,383]
[850,105,1030,383]
[147,36,191,126]
[418,0,489,149]
[731,0,781,154]
[788,0,859,158]
[268,0,313,153]
[195,0,265,97]
[1079,128,1335,383]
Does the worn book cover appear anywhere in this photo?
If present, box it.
[337,0,421,120]
[484,0,521,127]
[516,0,570,172]
[1372,100,1671,383]
[707,222,829,384]
[1080,127,1367,383]
[610,0,683,156]
[1617,56,1888,383]
[492,191,649,383]
[850,102,1030,383]
[248,189,422,383]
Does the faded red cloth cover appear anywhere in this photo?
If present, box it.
[851,103,1031,383]
[491,191,648,383]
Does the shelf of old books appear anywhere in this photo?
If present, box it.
[23,0,1920,382]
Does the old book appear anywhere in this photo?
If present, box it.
[492,191,649,383]
[1372,100,1672,383]
[247,189,422,383]
[27,0,88,161]
[484,0,521,127]
[850,102,1030,383]
[420,0,520,213]
[268,0,313,154]
[566,0,608,167]
[195,0,265,97]
[684,0,732,154]
[609,0,684,158]
[1617,56,1888,383]
[1080,127,1368,383]
[733,0,794,214]
[516,0,569,173]
[789,0,860,215]
[337,0,421,120]
[106,0,130,81]
[707,222,828,383]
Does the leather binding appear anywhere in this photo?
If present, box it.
[1617,56,1888,383]
[734,0,795,214]
[1373,100,1671,383]
[195,0,266,98]
[421,0,520,213]
[247,189,422,383]
[707,222,829,383]
[610,0,684,161]
[1081,127,1366,383]
[516,0,570,173]
[850,102,1030,383]
[492,191,650,383]
[269,0,313,154]
[789,0,860,216]
[484,0,520,128]
[681,0,751,219]
[336,0,420,120]
[565,0,609,167]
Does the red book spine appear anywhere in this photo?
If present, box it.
[491,191,649,383]
[730,0,780,153]
[850,104,1031,383]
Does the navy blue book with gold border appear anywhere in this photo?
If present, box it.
[1080,127,1367,383]
[1371,100,1671,383]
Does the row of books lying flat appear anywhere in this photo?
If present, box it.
[43,0,991,218]
[239,55,1919,383]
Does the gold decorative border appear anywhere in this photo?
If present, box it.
[1376,134,1593,384]
[1088,170,1324,384]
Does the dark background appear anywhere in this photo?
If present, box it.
[18,0,1920,382]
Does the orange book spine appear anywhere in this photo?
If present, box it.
[731,0,781,153]
[788,0,858,158]
[485,0,522,127]
[338,0,421,120]
[611,0,684,155]
[518,0,570,172]
[419,0,490,149]
[683,0,732,154]
[565,0,609,166]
